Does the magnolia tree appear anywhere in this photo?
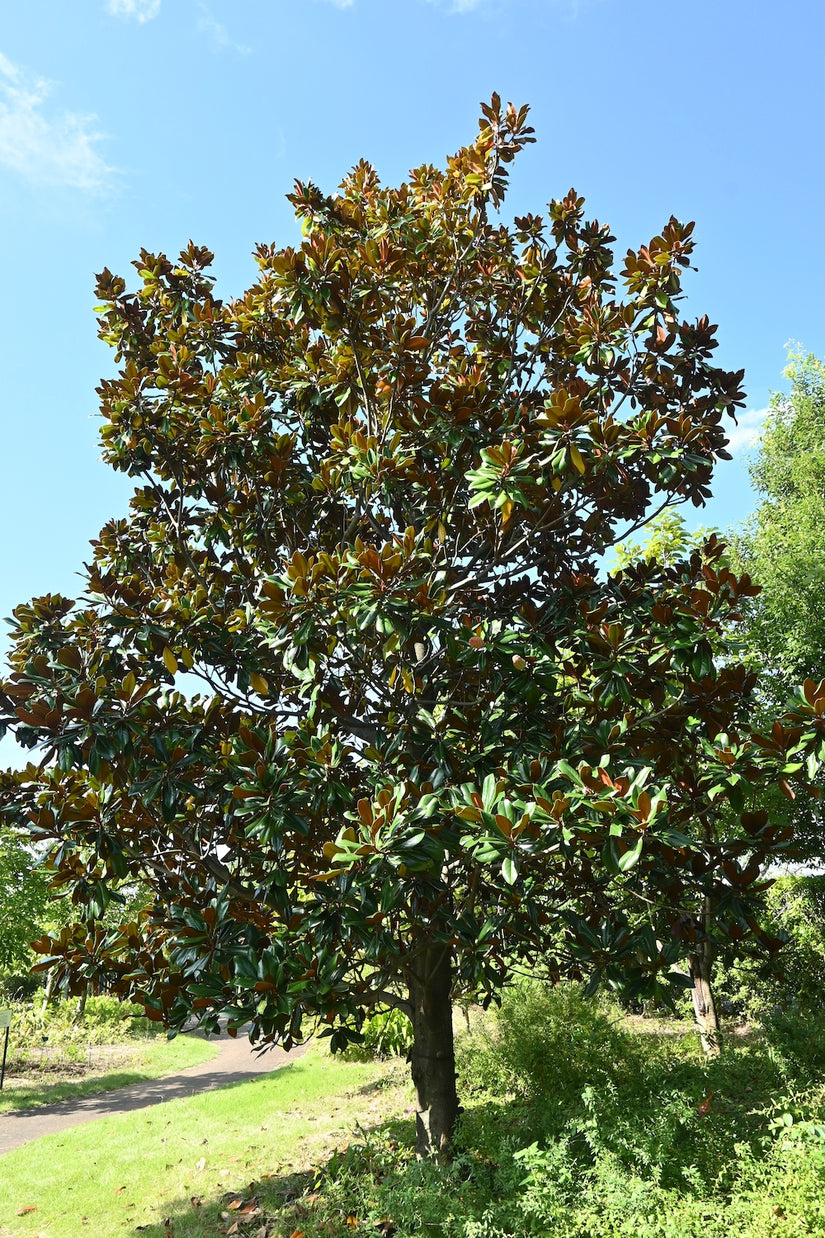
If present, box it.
[2,98,824,1155]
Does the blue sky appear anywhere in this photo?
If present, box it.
[1,0,823,764]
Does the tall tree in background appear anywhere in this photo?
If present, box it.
[2,99,824,1153]
[0,825,50,985]
[731,349,825,863]
[734,350,825,693]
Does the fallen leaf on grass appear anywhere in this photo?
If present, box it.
[224,1196,261,1217]
[114,1186,126,1195]
[16,1206,38,1216]
[697,1091,714,1116]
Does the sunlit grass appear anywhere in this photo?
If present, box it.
[0,1045,410,1238]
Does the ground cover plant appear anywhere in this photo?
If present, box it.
[2,987,825,1238]
[3,96,825,1159]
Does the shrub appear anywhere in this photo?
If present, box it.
[457,980,634,1106]
[0,970,43,1002]
[278,983,825,1238]
[709,874,825,1023]
[342,1008,414,1062]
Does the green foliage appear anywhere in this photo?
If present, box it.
[726,349,825,861]
[721,350,825,863]
[457,980,631,1106]
[2,993,161,1076]
[612,509,719,572]
[764,875,825,1011]
[733,349,825,690]
[2,995,825,1236]
[0,826,51,977]
[343,1007,414,1061]
[704,874,825,1023]
[235,990,825,1238]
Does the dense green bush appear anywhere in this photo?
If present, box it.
[763,874,825,1008]
[457,980,633,1108]
[341,1008,414,1062]
[709,874,825,1023]
[289,980,825,1238]
[0,970,43,1002]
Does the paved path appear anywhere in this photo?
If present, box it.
[0,1031,306,1156]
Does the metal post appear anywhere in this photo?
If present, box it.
[0,1023,8,1090]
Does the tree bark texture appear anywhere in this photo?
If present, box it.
[40,967,57,1020]
[408,941,459,1158]
[690,898,721,1057]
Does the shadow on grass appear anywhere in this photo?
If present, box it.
[6,1059,308,1121]
[0,1070,162,1114]
[120,1109,416,1238]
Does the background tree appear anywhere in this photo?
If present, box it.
[2,98,823,1155]
[731,349,825,689]
[612,510,718,572]
[730,349,825,865]
[0,822,51,991]
[611,516,730,1050]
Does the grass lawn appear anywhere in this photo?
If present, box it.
[0,1045,409,1238]
[0,1033,220,1115]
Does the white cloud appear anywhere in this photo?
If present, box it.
[0,53,114,191]
[315,0,486,9]
[425,0,488,9]
[106,0,161,21]
[726,407,769,455]
[197,5,251,53]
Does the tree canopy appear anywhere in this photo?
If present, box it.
[2,97,824,1155]
[730,349,825,863]
[733,350,825,694]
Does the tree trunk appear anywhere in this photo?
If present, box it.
[408,941,459,1159]
[40,967,57,1022]
[73,982,91,1024]
[690,898,721,1057]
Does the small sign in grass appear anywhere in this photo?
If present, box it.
[0,1008,10,1091]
